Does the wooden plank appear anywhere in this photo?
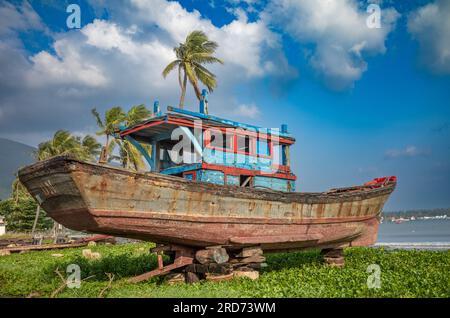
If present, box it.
[185,263,232,274]
[236,247,263,258]
[205,273,234,282]
[2,242,88,253]
[239,255,266,264]
[128,256,193,283]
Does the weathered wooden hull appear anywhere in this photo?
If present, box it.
[18,156,396,252]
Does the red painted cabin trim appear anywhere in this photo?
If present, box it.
[120,116,295,145]
[182,171,197,181]
[201,163,297,181]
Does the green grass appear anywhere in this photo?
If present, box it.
[0,243,449,298]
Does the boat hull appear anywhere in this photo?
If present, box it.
[18,156,395,252]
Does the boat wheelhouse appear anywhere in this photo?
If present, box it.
[119,91,296,192]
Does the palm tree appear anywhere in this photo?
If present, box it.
[116,140,150,171]
[35,130,99,161]
[119,104,151,171]
[91,105,151,170]
[80,135,102,158]
[162,30,223,109]
[125,104,151,126]
[28,130,100,234]
[91,107,126,163]
[11,176,27,204]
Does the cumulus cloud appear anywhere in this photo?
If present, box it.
[0,0,294,145]
[0,1,45,36]
[130,0,289,78]
[0,0,49,49]
[27,36,108,88]
[408,0,450,74]
[233,103,261,119]
[385,146,430,159]
[263,0,399,90]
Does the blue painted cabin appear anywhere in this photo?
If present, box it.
[120,93,296,192]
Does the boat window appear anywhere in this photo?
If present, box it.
[239,175,253,187]
[257,138,270,157]
[272,144,288,167]
[236,134,251,154]
[208,131,234,150]
[281,145,288,166]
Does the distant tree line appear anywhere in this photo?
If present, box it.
[0,180,52,232]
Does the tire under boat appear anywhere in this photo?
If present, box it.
[18,156,396,252]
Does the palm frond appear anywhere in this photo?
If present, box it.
[184,63,202,99]
[82,135,102,158]
[105,106,126,134]
[193,64,217,92]
[91,108,104,130]
[127,104,151,126]
[191,53,223,64]
[162,60,181,78]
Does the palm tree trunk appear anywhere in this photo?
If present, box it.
[178,65,183,91]
[99,135,109,163]
[192,81,202,101]
[179,69,188,108]
[31,205,40,235]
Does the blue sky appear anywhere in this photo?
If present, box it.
[0,0,449,210]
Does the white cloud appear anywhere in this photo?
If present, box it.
[0,0,294,142]
[408,0,450,74]
[0,1,48,48]
[27,37,108,88]
[385,146,430,159]
[0,1,45,36]
[233,103,261,119]
[24,18,179,95]
[263,0,399,90]
[130,0,286,78]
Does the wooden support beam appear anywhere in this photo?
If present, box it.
[157,253,164,270]
[128,256,193,283]
[129,244,195,284]
[1,242,88,253]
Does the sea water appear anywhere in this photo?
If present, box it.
[377,219,450,243]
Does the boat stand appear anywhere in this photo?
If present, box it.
[128,244,195,283]
[321,248,345,267]
[128,245,266,284]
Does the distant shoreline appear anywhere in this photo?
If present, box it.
[374,242,450,251]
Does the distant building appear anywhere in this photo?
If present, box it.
[0,216,5,236]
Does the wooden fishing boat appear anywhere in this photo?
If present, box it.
[18,155,396,252]
[18,97,397,281]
